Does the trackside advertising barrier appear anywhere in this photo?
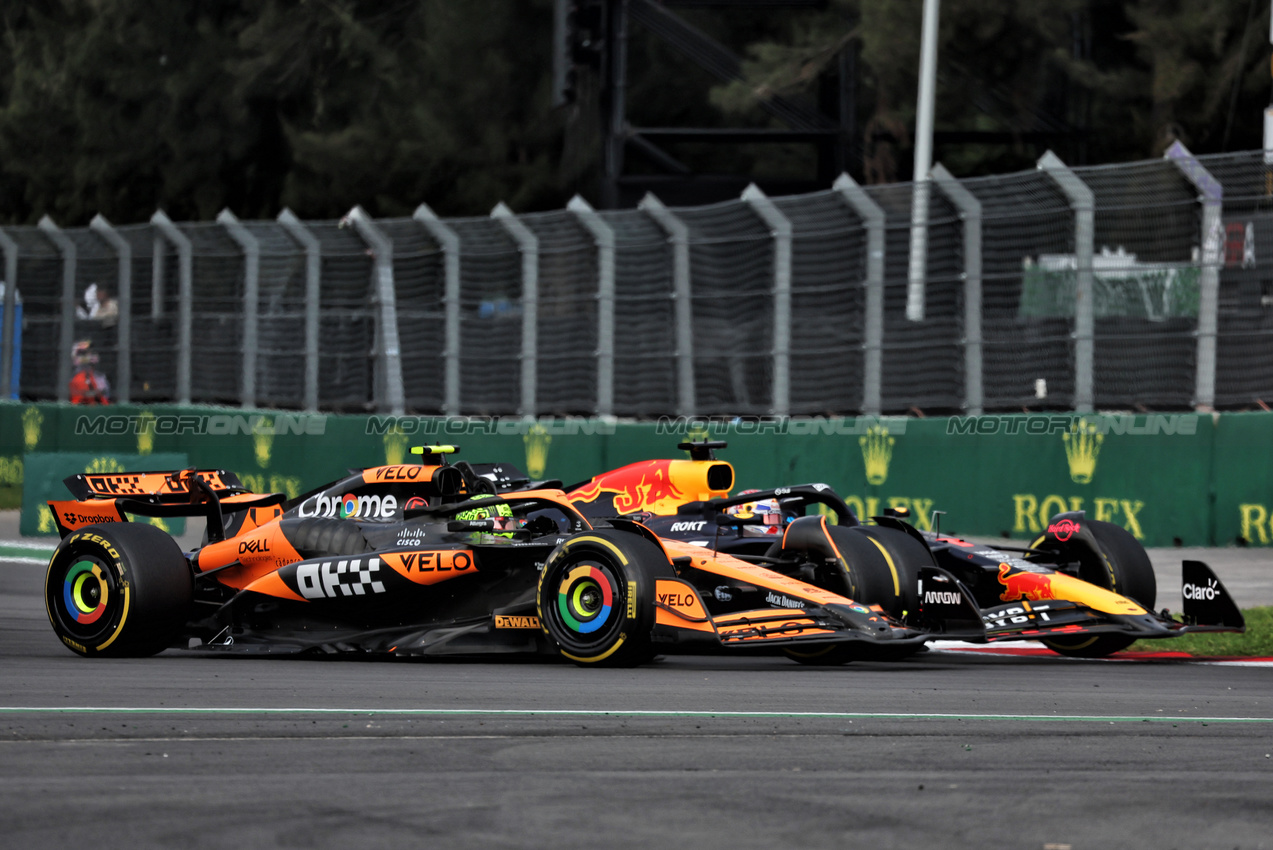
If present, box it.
[1,402,1271,546]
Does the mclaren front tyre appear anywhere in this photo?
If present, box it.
[537,530,674,667]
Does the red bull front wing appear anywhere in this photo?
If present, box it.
[916,561,1244,648]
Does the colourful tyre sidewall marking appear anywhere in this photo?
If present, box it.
[62,559,109,625]
[556,565,614,635]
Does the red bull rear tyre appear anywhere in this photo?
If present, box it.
[780,523,928,664]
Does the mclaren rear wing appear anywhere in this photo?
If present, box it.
[49,468,285,541]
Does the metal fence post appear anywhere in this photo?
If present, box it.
[567,195,616,417]
[150,228,165,320]
[932,164,983,415]
[491,202,539,418]
[277,209,321,412]
[740,184,792,416]
[832,173,885,417]
[1164,141,1223,411]
[638,193,695,415]
[346,206,405,416]
[38,216,77,403]
[216,209,260,408]
[89,215,132,404]
[150,211,193,405]
[413,203,462,417]
[0,227,18,399]
[1038,151,1095,413]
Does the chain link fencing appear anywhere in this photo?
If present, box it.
[3,145,1272,416]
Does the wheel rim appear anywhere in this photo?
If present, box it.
[50,554,119,642]
[557,565,614,634]
[544,556,625,654]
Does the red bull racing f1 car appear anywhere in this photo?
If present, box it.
[564,441,1246,659]
[43,447,953,666]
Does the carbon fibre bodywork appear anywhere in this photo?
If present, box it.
[563,443,1246,656]
[43,453,940,664]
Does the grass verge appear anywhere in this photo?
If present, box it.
[1130,607,1273,656]
[0,486,19,511]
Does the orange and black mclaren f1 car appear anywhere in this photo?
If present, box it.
[43,448,966,665]
[564,441,1246,659]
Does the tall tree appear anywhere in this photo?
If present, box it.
[707,0,1271,178]
[0,0,570,225]
[2,1,1271,225]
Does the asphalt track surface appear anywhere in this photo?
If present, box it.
[3,544,1273,848]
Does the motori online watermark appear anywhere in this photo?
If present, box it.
[365,416,619,436]
[654,415,909,436]
[945,413,1199,436]
[75,413,328,436]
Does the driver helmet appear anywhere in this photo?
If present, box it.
[455,494,517,537]
[725,490,784,535]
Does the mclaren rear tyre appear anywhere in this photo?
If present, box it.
[537,530,674,667]
[45,523,193,658]
[1039,519,1156,659]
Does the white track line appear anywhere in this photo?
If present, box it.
[0,707,1269,723]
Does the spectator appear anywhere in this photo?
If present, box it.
[76,283,118,327]
[68,340,110,404]
[92,284,118,327]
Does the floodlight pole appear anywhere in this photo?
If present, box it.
[906,0,940,322]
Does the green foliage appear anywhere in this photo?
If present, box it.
[709,0,1271,179]
[710,6,857,116]
[1130,607,1273,657]
[1,1,1271,223]
[0,0,573,225]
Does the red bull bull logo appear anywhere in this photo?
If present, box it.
[997,563,1056,602]
[568,460,686,514]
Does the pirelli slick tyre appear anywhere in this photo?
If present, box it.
[843,526,929,620]
[1037,519,1156,658]
[769,521,899,607]
[781,524,927,665]
[537,530,673,667]
[45,523,192,658]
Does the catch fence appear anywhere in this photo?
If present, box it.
[3,144,1272,416]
